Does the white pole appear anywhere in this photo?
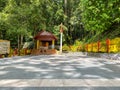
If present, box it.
[60,32,62,54]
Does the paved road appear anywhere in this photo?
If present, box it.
[0,52,120,90]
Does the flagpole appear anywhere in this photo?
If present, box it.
[60,32,62,54]
[60,23,63,54]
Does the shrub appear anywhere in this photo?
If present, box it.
[62,44,70,51]
[70,45,78,52]
[74,40,82,46]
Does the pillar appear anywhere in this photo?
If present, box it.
[46,42,49,47]
[52,40,55,49]
[39,41,41,47]
[37,40,39,49]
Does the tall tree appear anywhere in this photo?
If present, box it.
[80,0,120,41]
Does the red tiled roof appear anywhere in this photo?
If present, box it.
[34,31,57,41]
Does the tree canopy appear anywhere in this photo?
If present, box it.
[0,0,120,48]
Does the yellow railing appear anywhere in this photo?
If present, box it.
[85,37,120,53]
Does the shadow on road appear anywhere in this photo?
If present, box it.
[0,55,120,79]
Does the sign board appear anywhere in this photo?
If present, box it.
[0,40,10,54]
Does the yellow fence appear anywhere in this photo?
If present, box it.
[85,37,120,53]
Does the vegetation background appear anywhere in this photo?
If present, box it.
[0,0,120,50]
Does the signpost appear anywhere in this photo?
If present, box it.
[60,23,63,54]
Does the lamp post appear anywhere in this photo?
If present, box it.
[60,23,63,54]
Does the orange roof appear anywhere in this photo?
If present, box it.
[34,31,57,41]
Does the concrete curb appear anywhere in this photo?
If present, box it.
[0,79,120,87]
[86,52,120,60]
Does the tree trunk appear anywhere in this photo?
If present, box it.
[64,0,67,16]
[21,35,23,47]
[18,35,20,49]
[18,35,20,55]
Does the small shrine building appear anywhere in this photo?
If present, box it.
[32,30,57,55]
[34,30,57,49]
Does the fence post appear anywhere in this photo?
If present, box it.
[91,43,93,52]
[25,48,27,55]
[13,48,18,56]
[86,44,88,52]
[106,39,110,53]
[98,41,100,52]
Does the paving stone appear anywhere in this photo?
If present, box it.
[0,79,41,87]
[85,79,114,87]
[40,79,63,87]
[109,79,120,86]
[63,79,89,87]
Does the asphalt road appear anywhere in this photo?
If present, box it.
[0,52,120,90]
